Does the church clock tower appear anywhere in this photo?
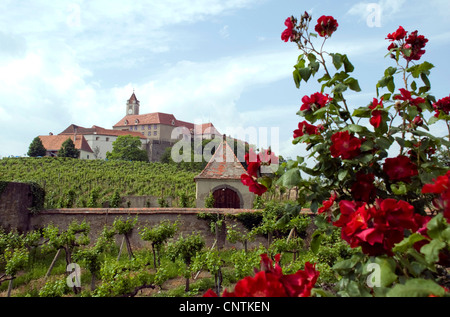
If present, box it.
[126,91,140,116]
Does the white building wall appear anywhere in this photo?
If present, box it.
[84,134,148,160]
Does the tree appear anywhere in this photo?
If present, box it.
[106,135,148,162]
[27,137,47,157]
[58,138,80,158]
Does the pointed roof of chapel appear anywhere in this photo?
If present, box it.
[128,91,139,103]
[194,139,247,180]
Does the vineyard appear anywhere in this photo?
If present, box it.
[0,201,351,297]
[0,157,198,209]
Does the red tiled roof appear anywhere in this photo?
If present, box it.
[113,113,221,136]
[60,124,146,139]
[194,140,246,180]
[39,135,93,153]
[113,112,194,129]
[193,123,221,135]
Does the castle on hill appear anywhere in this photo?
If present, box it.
[39,92,222,161]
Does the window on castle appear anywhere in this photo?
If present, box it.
[154,131,157,136]
[154,124,157,129]
[148,132,151,136]
[134,126,137,131]
[141,125,145,130]
[106,138,109,142]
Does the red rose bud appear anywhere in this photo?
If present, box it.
[412,116,424,126]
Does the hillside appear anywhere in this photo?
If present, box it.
[0,157,198,208]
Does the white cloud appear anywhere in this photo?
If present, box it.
[347,0,407,26]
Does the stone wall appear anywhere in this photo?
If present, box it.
[29,208,267,249]
[0,182,37,233]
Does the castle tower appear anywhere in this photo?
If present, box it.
[126,91,140,116]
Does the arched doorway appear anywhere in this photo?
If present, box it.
[213,187,241,209]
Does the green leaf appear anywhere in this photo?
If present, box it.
[310,231,323,254]
[426,213,448,240]
[387,279,445,297]
[420,73,431,88]
[338,169,348,181]
[359,153,374,164]
[366,257,398,287]
[331,53,343,70]
[428,115,440,125]
[352,107,371,118]
[333,83,348,94]
[344,77,361,92]
[342,54,354,73]
[407,61,434,78]
[346,124,366,133]
[391,183,407,195]
[299,67,312,83]
[393,233,427,253]
[387,77,395,93]
[293,69,301,89]
[384,66,397,76]
[420,239,446,264]
[276,168,301,188]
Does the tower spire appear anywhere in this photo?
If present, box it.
[126,90,140,116]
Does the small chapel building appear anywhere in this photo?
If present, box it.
[194,139,254,209]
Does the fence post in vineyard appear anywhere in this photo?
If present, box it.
[6,278,14,297]
[45,249,61,279]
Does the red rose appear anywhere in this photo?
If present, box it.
[334,199,428,256]
[404,30,428,61]
[293,121,319,139]
[281,17,295,42]
[300,92,331,112]
[370,110,383,128]
[433,95,450,118]
[383,155,418,183]
[314,15,338,38]
[206,254,319,297]
[386,26,407,41]
[368,98,384,128]
[333,200,370,248]
[280,262,320,297]
[386,27,428,62]
[351,172,376,202]
[330,130,361,160]
[394,88,426,111]
[318,192,337,222]
[241,174,267,196]
[422,171,450,221]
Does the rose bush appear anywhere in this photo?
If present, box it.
[235,12,449,297]
[204,254,319,297]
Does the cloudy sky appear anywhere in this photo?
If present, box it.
[1,0,449,159]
